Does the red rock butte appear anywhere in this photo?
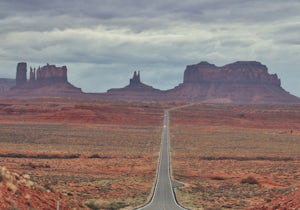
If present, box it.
[16,63,68,86]
[1,60,299,104]
[8,62,82,97]
[164,61,299,104]
[183,61,280,86]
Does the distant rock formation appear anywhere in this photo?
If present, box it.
[5,62,82,98]
[130,71,141,86]
[106,71,162,100]
[15,62,69,87]
[16,62,27,86]
[1,60,299,103]
[108,71,160,92]
[166,61,299,103]
[29,64,67,83]
[184,61,281,86]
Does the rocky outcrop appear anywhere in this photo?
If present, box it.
[165,61,299,104]
[106,71,162,100]
[4,62,82,98]
[183,61,281,86]
[129,71,141,86]
[2,61,299,103]
[98,61,299,103]
[108,71,160,93]
[29,64,67,83]
[16,62,27,86]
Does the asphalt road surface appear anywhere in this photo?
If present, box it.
[137,110,187,210]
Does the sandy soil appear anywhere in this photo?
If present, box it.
[1,100,299,209]
[0,98,171,209]
[170,103,300,209]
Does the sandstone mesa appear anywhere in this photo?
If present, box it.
[0,61,299,103]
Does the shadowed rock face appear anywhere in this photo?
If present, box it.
[129,71,141,86]
[184,61,281,86]
[29,64,67,83]
[16,62,27,86]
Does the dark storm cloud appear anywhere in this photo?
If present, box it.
[0,0,299,95]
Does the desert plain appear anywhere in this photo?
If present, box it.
[0,98,300,209]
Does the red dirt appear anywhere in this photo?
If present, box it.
[250,188,300,209]
[170,103,300,209]
[0,166,61,210]
[1,99,299,209]
[0,98,171,209]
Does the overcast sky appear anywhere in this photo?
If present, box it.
[0,0,299,96]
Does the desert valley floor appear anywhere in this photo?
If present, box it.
[0,98,300,209]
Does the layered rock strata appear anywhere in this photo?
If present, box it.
[166,61,299,103]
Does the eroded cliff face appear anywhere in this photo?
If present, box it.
[3,61,299,103]
[166,61,299,104]
[16,62,27,86]
[29,64,67,83]
[183,61,281,86]
[106,71,162,100]
[5,63,82,98]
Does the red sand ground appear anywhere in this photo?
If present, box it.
[170,104,300,209]
[1,99,300,209]
[0,98,173,209]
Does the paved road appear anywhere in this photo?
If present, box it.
[137,110,187,210]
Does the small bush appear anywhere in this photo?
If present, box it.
[211,176,225,180]
[88,154,101,158]
[85,200,101,210]
[22,162,51,169]
[241,176,259,185]
[85,199,127,210]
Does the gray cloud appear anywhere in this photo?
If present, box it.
[0,0,299,96]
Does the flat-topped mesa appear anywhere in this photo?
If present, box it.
[184,61,281,86]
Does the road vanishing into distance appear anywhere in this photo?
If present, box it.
[137,109,188,210]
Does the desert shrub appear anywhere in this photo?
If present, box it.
[88,154,110,159]
[44,183,55,193]
[22,162,51,169]
[200,156,294,161]
[64,154,80,159]
[85,200,101,210]
[107,201,127,210]
[85,199,127,210]
[241,176,259,185]
[0,153,80,159]
[88,154,101,158]
[211,176,225,180]
[1,167,12,182]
